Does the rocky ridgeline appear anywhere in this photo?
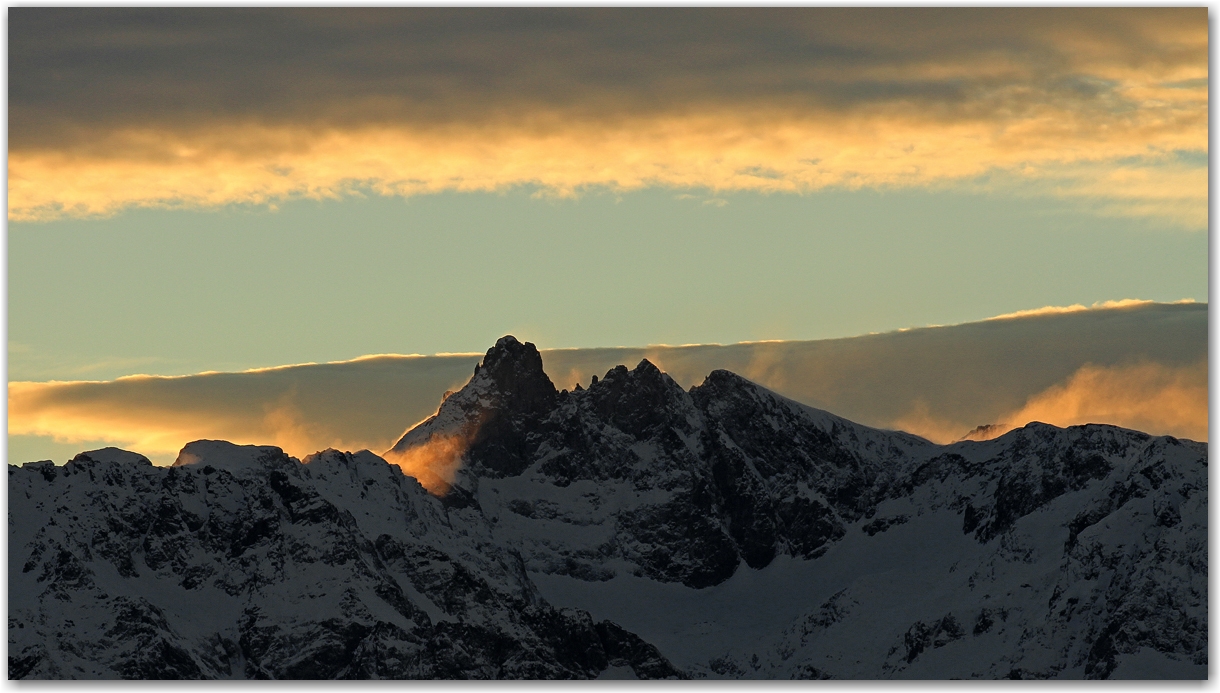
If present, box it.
[9,337,1208,679]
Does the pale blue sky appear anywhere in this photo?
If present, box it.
[9,186,1206,382]
[9,9,1207,384]
[6,9,1209,466]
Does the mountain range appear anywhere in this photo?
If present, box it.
[9,336,1207,679]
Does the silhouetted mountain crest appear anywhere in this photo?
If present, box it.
[583,359,694,440]
[8,337,1207,679]
[475,335,557,409]
[68,447,153,468]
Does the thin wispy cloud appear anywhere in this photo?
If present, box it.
[8,8,1206,227]
[985,298,1194,322]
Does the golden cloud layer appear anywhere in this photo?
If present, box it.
[9,100,1206,226]
[891,359,1207,445]
[7,380,386,462]
[6,354,481,464]
[8,8,1206,225]
[1001,359,1208,442]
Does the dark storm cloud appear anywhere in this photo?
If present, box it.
[8,8,1206,224]
[8,7,1204,148]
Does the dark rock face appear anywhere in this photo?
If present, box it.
[390,337,1207,679]
[464,336,559,478]
[10,336,1208,679]
[901,614,965,663]
[400,340,932,589]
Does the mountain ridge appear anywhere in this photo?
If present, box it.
[9,336,1207,679]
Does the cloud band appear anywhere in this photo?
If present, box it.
[9,8,1207,225]
[9,301,1206,464]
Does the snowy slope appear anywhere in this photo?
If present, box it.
[9,441,680,679]
[532,428,1206,679]
[10,336,1207,679]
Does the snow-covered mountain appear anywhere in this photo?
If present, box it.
[10,336,1207,679]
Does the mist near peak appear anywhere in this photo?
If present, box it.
[7,301,1206,465]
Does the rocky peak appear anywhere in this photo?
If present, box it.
[689,368,794,427]
[391,337,555,448]
[585,359,697,439]
[172,440,295,473]
[473,335,557,411]
[7,335,1209,680]
[589,359,678,396]
[690,368,756,398]
[390,337,560,480]
[67,447,153,468]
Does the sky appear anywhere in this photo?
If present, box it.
[9,302,1206,467]
[6,8,1210,464]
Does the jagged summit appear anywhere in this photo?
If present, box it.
[476,335,557,412]
[632,358,661,375]
[476,336,556,399]
[585,359,686,403]
[387,337,558,482]
[390,339,935,489]
[390,337,553,448]
[8,335,1208,679]
[960,423,1009,442]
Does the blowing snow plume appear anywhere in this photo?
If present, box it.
[383,433,471,495]
[9,303,1205,466]
[994,359,1208,442]
[897,357,1209,444]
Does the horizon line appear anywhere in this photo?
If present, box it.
[9,298,1201,387]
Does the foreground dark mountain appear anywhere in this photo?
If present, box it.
[10,337,1207,679]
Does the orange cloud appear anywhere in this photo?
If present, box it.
[7,380,376,464]
[8,101,1205,226]
[889,400,982,445]
[8,9,1206,226]
[885,359,1208,444]
[9,302,1207,466]
[6,353,479,464]
[995,359,1208,442]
